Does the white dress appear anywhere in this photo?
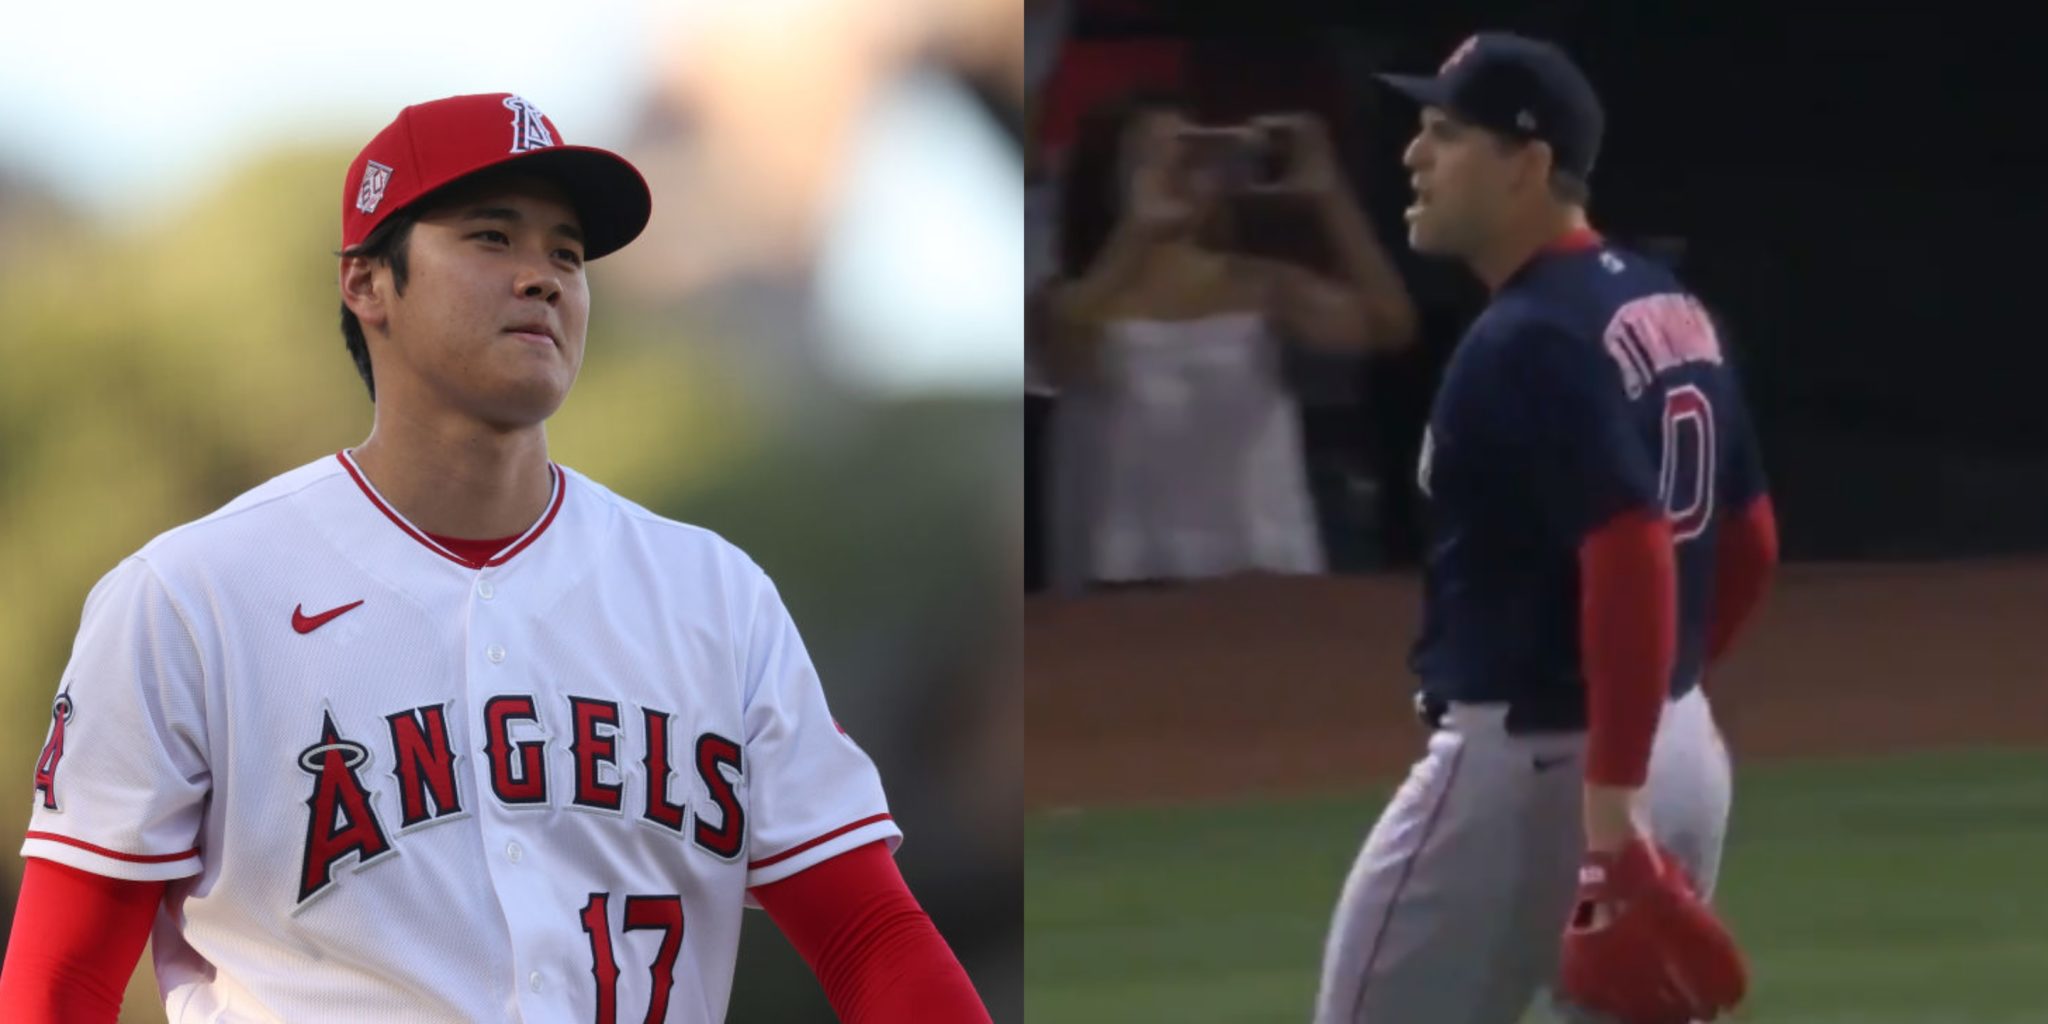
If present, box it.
[1047,310,1326,589]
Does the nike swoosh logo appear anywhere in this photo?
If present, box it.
[1533,754,1575,772]
[292,600,364,634]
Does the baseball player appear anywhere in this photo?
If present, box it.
[0,93,990,1023]
[1309,35,1779,1024]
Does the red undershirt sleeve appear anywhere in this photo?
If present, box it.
[751,840,989,1023]
[1706,494,1779,667]
[0,858,164,1023]
[1579,506,1679,788]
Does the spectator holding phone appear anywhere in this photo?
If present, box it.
[1040,91,1417,591]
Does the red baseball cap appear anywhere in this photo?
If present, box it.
[341,92,651,260]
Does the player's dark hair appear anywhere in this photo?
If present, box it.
[1491,133,1592,207]
[337,210,419,402]
[1056,88,1193,278]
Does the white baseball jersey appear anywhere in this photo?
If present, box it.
[23,451,903,1023]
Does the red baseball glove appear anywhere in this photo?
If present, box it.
[1558,838,1748,1023]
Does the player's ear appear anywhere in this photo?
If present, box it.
[339,255,388,335]
[1521,139,1559,196]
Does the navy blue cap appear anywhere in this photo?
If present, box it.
[1376,33,1605,180]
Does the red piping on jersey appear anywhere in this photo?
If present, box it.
[24,831,198,865]
[1541,226,1604,254]
[424,532,527,566]
[334,452,565,570]
[484,475,565,566]
[750,814,895,870]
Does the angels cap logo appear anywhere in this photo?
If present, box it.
[503,95,556,154]
[355,160,394,214]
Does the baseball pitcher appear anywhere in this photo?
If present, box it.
[0,93,991,1024]
[1310,34,1779,1024]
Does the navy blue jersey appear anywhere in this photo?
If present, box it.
[1411,238,1767,731]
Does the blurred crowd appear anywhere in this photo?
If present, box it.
[1023,5,1700,596]
[1031,95,1415,591]
[1025,6,1423,595]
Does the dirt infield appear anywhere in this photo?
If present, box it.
[1026,559,2048,809]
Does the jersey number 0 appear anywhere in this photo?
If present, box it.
[1660,385,1716,543]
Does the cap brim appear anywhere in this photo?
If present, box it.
[391,146,652,261]
[1375,72,1453,109]
[492,147,652,260]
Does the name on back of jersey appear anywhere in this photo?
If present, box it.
[1600,293,1724,399]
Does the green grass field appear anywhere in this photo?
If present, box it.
[1026,749,2048,1023]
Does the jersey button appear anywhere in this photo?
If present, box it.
[506,841,523,864]
[529,972,543,993]
[486,644,506,664]
[476,579,495,600]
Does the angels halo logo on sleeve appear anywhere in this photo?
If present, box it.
[33,691,73,812]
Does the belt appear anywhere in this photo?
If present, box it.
[1412,690,1584,735]
[1414,691,1448,731]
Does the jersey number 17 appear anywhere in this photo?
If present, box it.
[581,892,684,1023]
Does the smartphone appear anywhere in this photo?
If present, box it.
[1245,122,1298,191]
[1176,124,1297,192]
[1173,127,1251,188]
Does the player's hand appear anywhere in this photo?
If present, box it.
[1559,838,1748,1022]
[1582,782,1648,854]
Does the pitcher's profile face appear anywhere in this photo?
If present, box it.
[1401,107,1521,258]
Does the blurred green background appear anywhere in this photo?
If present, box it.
[0,3,1023,1020]
[1026,749,2048,1024]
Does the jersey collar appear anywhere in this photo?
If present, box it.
[334,450,566,571]
[1500,225,1605,291]
[1540,225,1604,254]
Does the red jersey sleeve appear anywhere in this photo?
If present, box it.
[0,858,163,1023]
[751,841,989,1023]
